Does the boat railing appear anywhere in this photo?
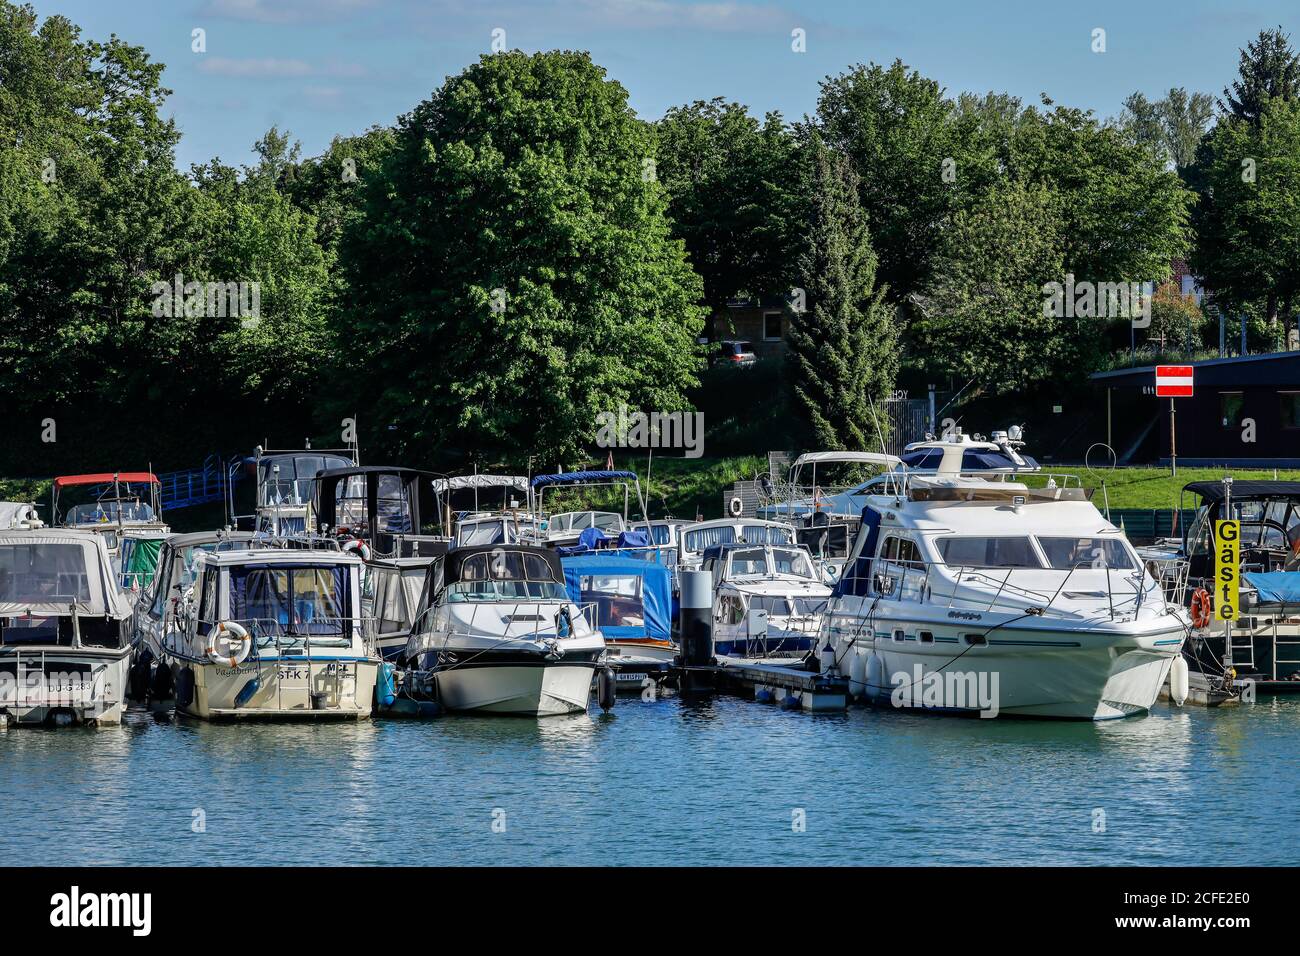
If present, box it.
[0,648,109,711]
[849,556,1165,622]
[180,615,378,664]
[434,598,598,646]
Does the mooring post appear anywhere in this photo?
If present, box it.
[677,569,715,692]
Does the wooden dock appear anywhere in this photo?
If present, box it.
[678,656,849,712]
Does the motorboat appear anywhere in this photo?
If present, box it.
[757,428,1038,521]
[824,447,1188,720]
[156,546,380,719]
[1140,479,1300,693]
[232,443,357,535]
[560,551,675,662]
[52,472,170,560]
[700,542,831,656]
[0,528,133,726]
[401,545,605,715]
[677,517,796,572]
[522,470,645,549]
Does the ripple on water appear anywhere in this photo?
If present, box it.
[1,695,1297,865]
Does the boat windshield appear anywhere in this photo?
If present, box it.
[728,547,815,579]
[0,543,91,604]
[227,564,350,638]
[66,500,155,524]
[937,537,1042,569]
[1037,537,1136,570]
[748,594,827,616]
[446,551,568,602]
[334,473,413,533]
[258,454,351,507]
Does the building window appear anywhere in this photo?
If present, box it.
[763,311,783,341]
[1282,392,1300,429]
[1220,392,1245,429]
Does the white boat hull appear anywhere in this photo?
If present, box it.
[0,650,131,726]
[435,661,596,715]
[829,614,1185,720]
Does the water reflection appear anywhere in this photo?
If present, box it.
[2,696,1298,865]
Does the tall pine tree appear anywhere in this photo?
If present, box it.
[785,131,898,450]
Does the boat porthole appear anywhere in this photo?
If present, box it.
[919,631,934,644]
[964,634,987,647]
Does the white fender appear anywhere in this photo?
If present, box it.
[206,620,251,668]
[848,651,867,699]
[1169,655,1189,706]
[866,653,885,699]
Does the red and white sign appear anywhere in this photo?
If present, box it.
[1155,365,1194,398]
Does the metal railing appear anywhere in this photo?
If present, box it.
[839,555,1174,623]
[0,649,110,711]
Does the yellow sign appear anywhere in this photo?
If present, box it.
[1214,520,1239,622]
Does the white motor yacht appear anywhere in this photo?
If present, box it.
[824,455,1188,720]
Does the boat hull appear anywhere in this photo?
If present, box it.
[434,659,598,715]
[172,657,378,720]
[828,613,1185,720]
[0,649,131,726]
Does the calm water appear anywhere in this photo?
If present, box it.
[2,694,1298,866]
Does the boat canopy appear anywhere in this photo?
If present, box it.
[440,545,563,586]
[1184,481,1300,504]
[792,451,901,468]
[530,470,637,489]
[431,475,529,493]
[1245,571,1300,606]
[0,530,130,618]
[53,472,159,487]
[561,553,672,641]
[899,448,1039,471]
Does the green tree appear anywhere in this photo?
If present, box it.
[910,179,1068,393]
[785,131,897,449]
[1220,27,1300,126]
[654,99,799,311]
[816,60,974,301]
[1189,96,1300,329]
[1145,281,1208,352]
[341,51,706,463]
[1119,88,1214,169]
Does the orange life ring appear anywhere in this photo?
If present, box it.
[1190,587,1212,629]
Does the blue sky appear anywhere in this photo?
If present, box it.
[29,0,1298,171]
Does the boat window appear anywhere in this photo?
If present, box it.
[458,520,506,546]
[568,512,594,530]
[792,596,827,616]
[579,574,645,628]
[635,524,673,546]
[228,565,350,639]
[937,537,1043,569]
[748,595,792,615]
[592,513,623,532]
[880,536,924,569]
[1036,537,1136,570]
[771,549,815,578]
[684,525,735,554]
[0,543,92,604]
[0,614,71,646]
[741,525,792,545]
[729,548,768,575]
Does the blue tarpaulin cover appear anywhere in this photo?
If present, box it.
[530,470,638,489]
[1245,571,1300,605]
[561,553,672,641]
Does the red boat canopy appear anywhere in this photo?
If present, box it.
[53,472,160,488]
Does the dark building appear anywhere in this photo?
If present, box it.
[1089,352,1300,466]
[709,296,794,360]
